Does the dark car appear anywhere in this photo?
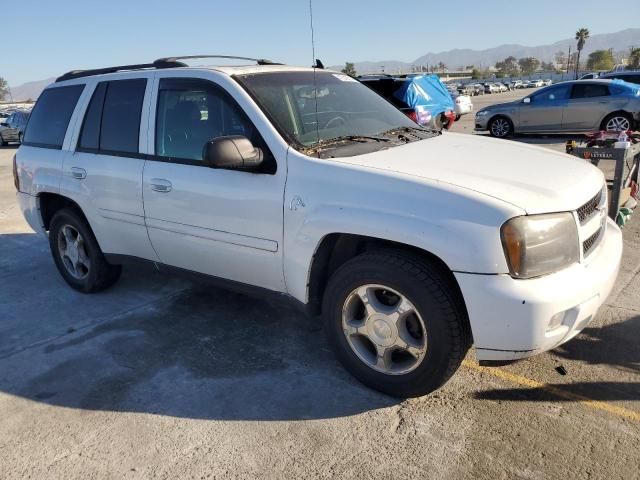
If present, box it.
[598,71,640,85]
[0,110,30,145]
[359,75,456,130]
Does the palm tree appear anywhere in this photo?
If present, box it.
[574,27,590,78]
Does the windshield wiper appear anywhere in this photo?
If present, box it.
[319,134,391,145]
[380,126,440,136]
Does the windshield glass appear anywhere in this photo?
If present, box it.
[236,71,419,148]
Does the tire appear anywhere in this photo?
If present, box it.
[49,208,122,293]
[600,112,633,132]
[455,114,461,121]
[18,133,23,145]
[489,116,513,138]
[322,250,469,397]
[0,134,7,147]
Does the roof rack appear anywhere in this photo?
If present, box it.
[55,59,186,83]
[55,55,280,83]
[155,55,280,66]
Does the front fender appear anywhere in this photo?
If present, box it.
[283,152,523,304]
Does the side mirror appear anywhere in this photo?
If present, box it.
[203,136,263,170]
[522,97,531,104]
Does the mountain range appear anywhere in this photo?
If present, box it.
[8,28,639,100]
[331,28,639,74]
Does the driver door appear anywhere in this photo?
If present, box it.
[142,76,287,292]
[519,84,571,132]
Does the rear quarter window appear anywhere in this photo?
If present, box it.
[22,85,85,149]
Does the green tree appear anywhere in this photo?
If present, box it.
[471,68,482,80]
[495,56,519,76]
[586,50,614,71]
[575,27,590,76]
[341,62,357,77]
[540,61,555,71]
[628,48,640,70]
[518,57,540,75]
[0,77,8,102]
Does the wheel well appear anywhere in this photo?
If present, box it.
[307,234,471,341]
[38,193,88,231]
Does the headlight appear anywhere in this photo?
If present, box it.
[501,212,579,279]
[476,111,489,117]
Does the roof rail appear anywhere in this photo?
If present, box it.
[155,55,280,66]
[55,59,187,83]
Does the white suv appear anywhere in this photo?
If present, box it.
[14,56,623,397]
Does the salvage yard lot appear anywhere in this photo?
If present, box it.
[1,92,639,477]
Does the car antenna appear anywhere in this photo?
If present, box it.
[309,0,321,153]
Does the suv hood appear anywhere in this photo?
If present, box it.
[336,132,603,214]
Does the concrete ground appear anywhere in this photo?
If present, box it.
[1,96,639,478]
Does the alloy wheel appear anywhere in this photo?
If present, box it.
[57,224,90,280]
[605,116,631,132]
[490,118,511,137]
[341,284,427,375]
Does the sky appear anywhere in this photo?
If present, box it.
[4,0,640,86]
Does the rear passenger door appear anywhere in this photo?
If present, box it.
[59,76,158,261]
[562,83,624,131]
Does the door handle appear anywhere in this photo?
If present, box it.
[150,178,172,193]
[70,167,87,180]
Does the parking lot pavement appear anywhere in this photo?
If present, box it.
[1,136,639,479]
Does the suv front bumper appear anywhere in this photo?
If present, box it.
[455,217,622,362]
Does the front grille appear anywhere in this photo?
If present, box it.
[583,227,603,257]
[577,190,601,224]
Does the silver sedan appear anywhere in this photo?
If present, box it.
[474,80,640,138]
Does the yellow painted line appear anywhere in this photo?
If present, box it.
[462,360,640,422]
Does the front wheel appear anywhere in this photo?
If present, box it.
[489,116,513,138]
[322,251,469,397]
[49,208,122,293]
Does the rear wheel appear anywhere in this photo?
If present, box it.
[601,112,633,132]
[0,133,7,146]
[489,116,513,138]
[49,208,121,293]
[322,250,468,397]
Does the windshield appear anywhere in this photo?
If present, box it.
[235,71,419,149]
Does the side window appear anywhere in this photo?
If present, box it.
[22,84,85,148]
[79,82,107,150]
[571,84,610,99]
[531,85,570,103]
[100,79,146,153]
[78,79,146,154]
[155,78,275,173]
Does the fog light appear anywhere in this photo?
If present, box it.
[547,312,566,331]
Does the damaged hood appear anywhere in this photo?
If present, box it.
[336,132,604,214]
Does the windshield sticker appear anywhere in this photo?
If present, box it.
[332,73,358,82]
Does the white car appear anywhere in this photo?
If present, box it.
[452,93,473,118]
[543,79,553,86]
[496,82,508,92]
[15,56,622,397]
[484,83,500,94]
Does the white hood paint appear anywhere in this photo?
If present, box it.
[336,132,604,215]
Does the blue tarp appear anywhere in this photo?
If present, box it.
[393,74,455,118]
